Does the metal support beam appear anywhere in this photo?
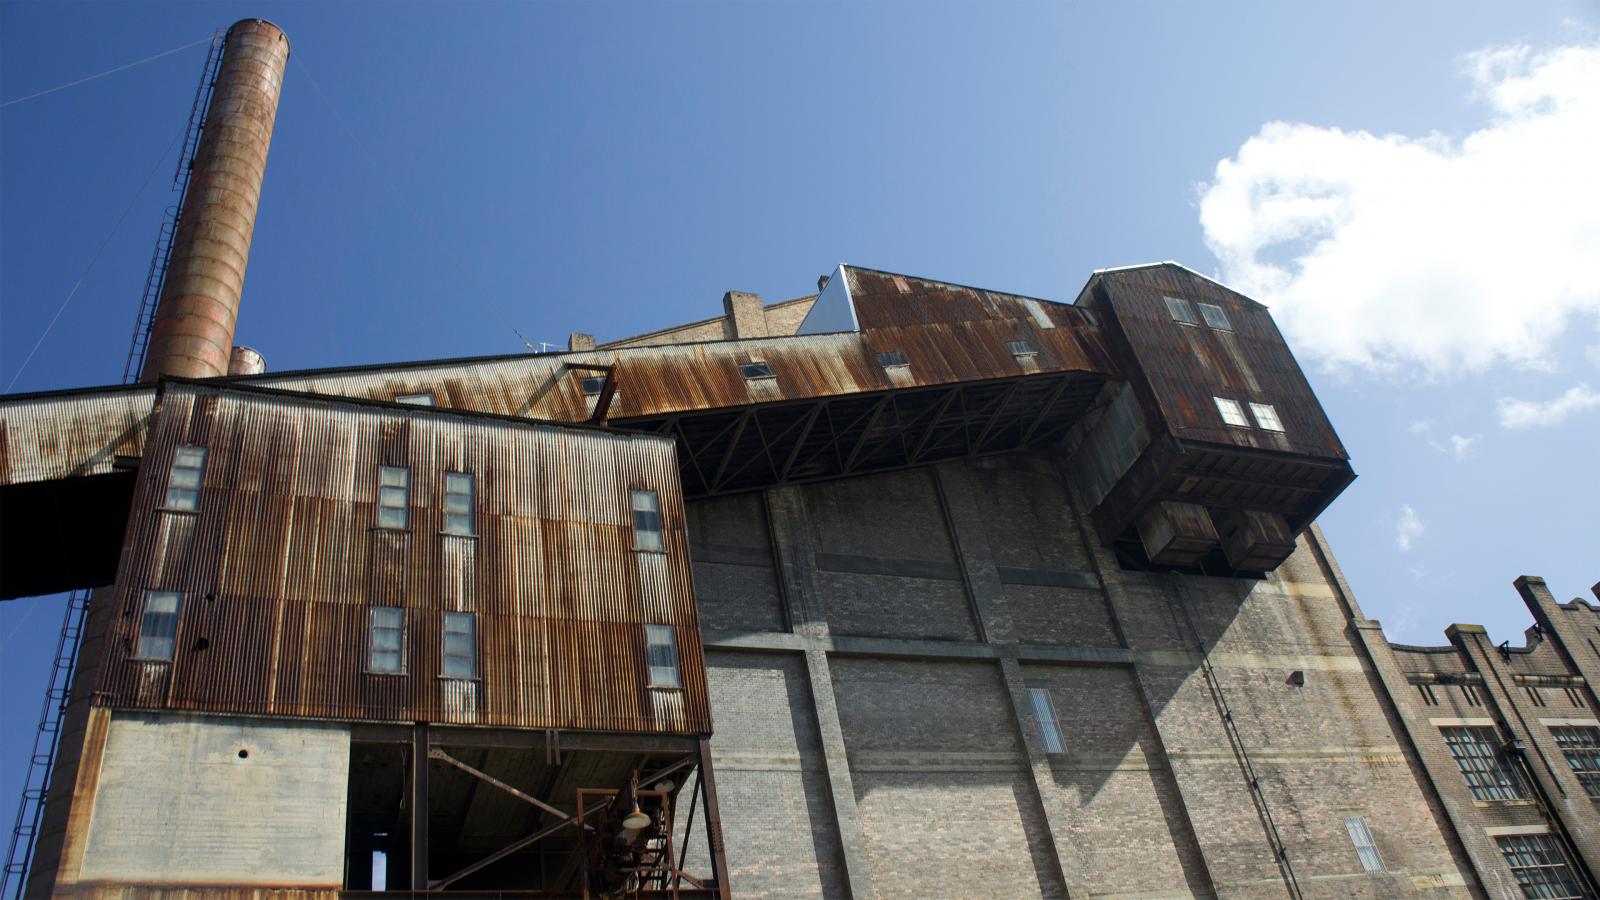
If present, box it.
[710,410,754,492]
[972,380,1023,452]
[842,397,893,473]
[411,723,429,891]
[429,747,570,819]
[779,403,825,482]
[1019,376,1071,446]
[696,738,732,900]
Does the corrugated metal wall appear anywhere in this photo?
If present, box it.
[0,386,156,485]
[94,383,710,734]
[1092,266,1347,460]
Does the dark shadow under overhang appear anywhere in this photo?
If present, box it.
[616,372,1109,498]
[0,470,136,600]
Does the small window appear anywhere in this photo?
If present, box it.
[1497,834,1585,899]
[1566,687,1586,707]
[1551,726,1600,798]
[1164,296,1198,325]
[631,489,664,552]
[165,445,206,511]
[443,472,474,536]
[136,590,182,661]
[1526,686,1547,708]
[1214,397,1249,428]
[1441,726,1526,801]
[1249,402,1284,432]
[369,607,405,674]
[1006,340,1037,357]
[877,350,908,368]
[1416,684,1439,706]
[1198,303,1232,331]
[395,392,434,406]
[579,376,605,396]
[378,466,410,530]
[442,611,477,679]
[739,362,774,380]
[1343,816,1385,873]
[1464,684,1483,707]
[645,624,681,689]
[1029,687,1065,754]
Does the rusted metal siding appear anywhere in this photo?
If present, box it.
[0,385,156,485]
[94,382,710,734]
[1087,265,1347,461]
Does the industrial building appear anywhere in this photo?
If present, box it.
[3,17,1598,900]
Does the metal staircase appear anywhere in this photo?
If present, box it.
[121,28,224,384]
[2,589,91,899]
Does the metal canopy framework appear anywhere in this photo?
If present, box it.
[619,372,1108,498]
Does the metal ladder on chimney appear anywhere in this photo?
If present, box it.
[2,589,91,899]
[121,28,225,384]
[1167,575,1303,899]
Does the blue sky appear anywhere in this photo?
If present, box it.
[1,1,1596,819]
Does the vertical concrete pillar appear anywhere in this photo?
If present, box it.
[763,486,876,898]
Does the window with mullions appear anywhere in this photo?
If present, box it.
[368,607,405,674]
[1214,397,1249,428]
[165,445,206,511]
[877,350,908,368]
[739,362,774,380]
[136,590,182,661]
[1197,302,1232,331]
[443,472,474,536]
[395,392,434,406]
[378,466,410,530]
[1164,296,1199,325]
[631,489,664,552]
[1029,688,1065,754]
[1441,726,1526,801]
[1343,816,1385,873]
[1497,833,1585,899]
[645,624,681,689]
[1005,339,1037,357]
[1249,402,1284,432]
[442,611,477,679]
[1551,726,1600,798]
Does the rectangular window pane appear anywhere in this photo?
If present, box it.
[378,466,409,529]
[164,445,206,511]
[738,362,774,380]
[1497,834,1584,899]
[1552,726,1600,798]
[877,350,908,367]
[1214,397,1249,427]
[395,392,434,406]
[369,607,404,673]
[1442,726,1526,801]
[1029,687,1065,754]
[1343,816,1385,873]
[1249,402,1284,432]
[645,624,680,688]
[580,376,605,396]
[1005,339,1036,357]
[137,590,182,661]
[631,489,664,551]
[443,612,477,679]
[1198,302,1232,331]
[1164,296,1198,325]
[444,472,474,536]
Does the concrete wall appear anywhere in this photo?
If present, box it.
[72,713,349,889]
[690,452,1479,898]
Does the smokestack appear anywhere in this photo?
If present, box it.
[227,346,266,375]
[141,19,289,381]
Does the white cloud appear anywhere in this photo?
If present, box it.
[1199,43,1600,377]
[1497,382,1600,428]
[1407,419,1480,460]
[1396,504,1424,552]
[1445,433,1480,460]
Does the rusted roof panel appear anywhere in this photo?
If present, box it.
[95,382,710,734]
[0,385,155,486]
